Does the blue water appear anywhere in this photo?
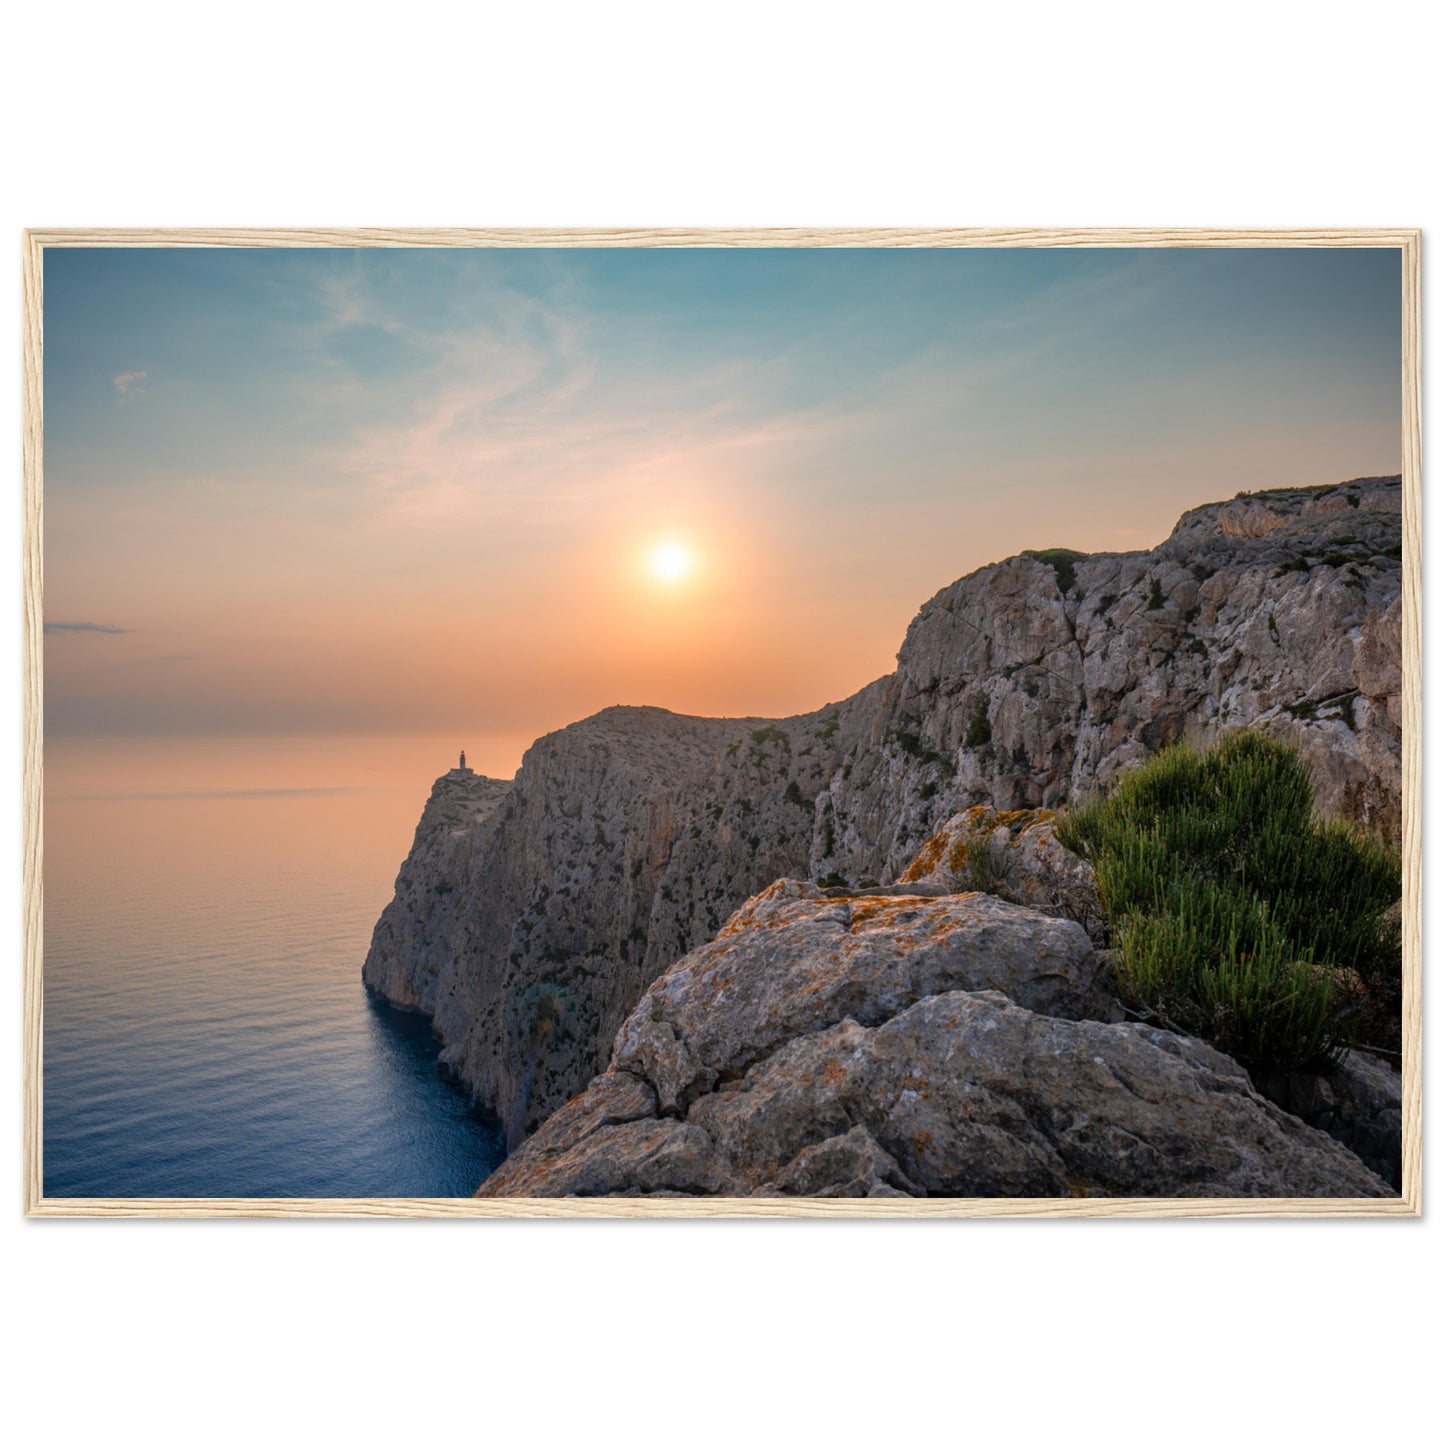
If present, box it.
[43,736,507,1198]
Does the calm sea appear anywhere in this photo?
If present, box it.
[42,735,525,1198]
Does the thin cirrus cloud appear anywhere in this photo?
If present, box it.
[322,269,859,534]
[339,356,846,532]
[44,620,131,635]
[111,370,147,398]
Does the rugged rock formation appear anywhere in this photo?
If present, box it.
[603,879,1119,1116]
[363,769,512,1013]
[897,804,1107,944]
[833,472,1404,883]
[369,702,883,1145]
[897,806,1403,1187]
[1256,1050,1404,1191]
[479,881,1389,1199]
[366,474,1404,1145]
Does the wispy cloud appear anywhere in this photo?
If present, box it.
[44,620,130,635]
[112,369,147,398]
[330,298,855,531]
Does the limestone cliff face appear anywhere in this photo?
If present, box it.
[824,473,1403,885]
[368,696,886,1145]
[364,474,1404,1146]
[362,770,512,1013]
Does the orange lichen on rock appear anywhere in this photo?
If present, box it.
[899,830,950,882]
[846,896,924,928]
[903,805,1060,885]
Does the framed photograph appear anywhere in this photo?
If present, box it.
[22,228,1420,1217]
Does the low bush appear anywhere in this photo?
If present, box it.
[894,727,956,774]
[958,841,1005,897]
[1058,731,1400,1071]
[1023,547,1086,594]
[964,701,992,750]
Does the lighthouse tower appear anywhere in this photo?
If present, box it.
[458,749,471,773]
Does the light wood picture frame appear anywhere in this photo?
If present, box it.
[22,227,1422,1218]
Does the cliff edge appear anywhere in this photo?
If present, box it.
[365,474,1404,1148]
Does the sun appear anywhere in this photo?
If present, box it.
[648,540,694,585]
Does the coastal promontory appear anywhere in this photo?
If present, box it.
[364,474,1404,1181]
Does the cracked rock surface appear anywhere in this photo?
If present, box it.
[479,882,1390,1199]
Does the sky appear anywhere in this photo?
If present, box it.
[43,245,1402,768]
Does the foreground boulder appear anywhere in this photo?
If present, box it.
[479,882,1390,1199]
[604,879,1116,1117]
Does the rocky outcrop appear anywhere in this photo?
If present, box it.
[363,769,512,1013]
[897,805,1107,944]
[479,881,1390,1199]
[900,809,1402,1184]
[829,473,1404,886]
[1256,1050,1403,1191]
[366,474,1404,1144]
[605,879,1119,1118]
[365,702,888,1145]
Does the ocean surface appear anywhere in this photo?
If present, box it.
[42,735,524,1198]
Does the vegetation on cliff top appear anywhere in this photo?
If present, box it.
[1058,731,1401,1072]
[1022,547,1086,594]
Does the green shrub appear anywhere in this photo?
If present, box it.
[893,727,956,774]
[959,842,1005,897]
[964,701,992,750]
[1274,556,1312,577]
[1023,547,1086,594]
[1058,731,1401,1071]
[817,871,849,889]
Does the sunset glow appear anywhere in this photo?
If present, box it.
[42,247,1403,775]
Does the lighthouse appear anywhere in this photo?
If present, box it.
[458,749,470,773]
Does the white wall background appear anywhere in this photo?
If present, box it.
[3,5,1438,1441]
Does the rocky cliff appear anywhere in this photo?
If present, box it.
[364,474,1403,1147]
[364,768,513,1014]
